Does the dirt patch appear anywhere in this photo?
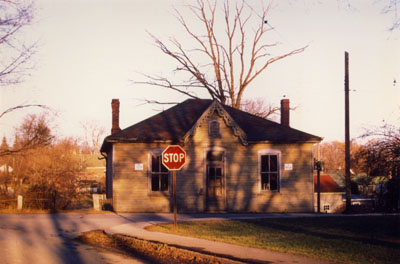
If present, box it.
[77,230,246,264]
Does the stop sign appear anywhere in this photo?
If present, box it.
[162,145,186,171]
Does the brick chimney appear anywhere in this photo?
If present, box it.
[280,98,290,127]
[111,99,121,134]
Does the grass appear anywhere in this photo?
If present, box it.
[147,215,400,264]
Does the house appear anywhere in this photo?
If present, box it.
[314,174,344,213]
[100,98,322,213]
[0,164,13,196]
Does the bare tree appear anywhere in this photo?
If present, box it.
[362,123,400,172]
[0,0,36,86]
[0,1,47,140]
[240,98,299,120]
[138,0,306,108]
[80,120,106,154]
[377,0,400,31]
[240,98,280,119]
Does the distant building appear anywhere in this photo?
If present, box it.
[314,174,344,213]
[101,98,322,213]
[0,164,13,196]
[79,154,106,193]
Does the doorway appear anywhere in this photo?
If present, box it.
[206,150,226,211]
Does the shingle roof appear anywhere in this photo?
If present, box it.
[314,175,343,193]
[222,103,321,143]
[100,99,322,152]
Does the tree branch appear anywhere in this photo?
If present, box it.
[0,104,49,119]
[140,0,306,108]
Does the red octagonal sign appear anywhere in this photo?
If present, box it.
[162,145,186,171]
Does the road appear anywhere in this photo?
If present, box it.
[0,213,164,264]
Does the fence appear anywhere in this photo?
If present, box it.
[0,195,53,210]
[0,198,17,209]
[1,194,112,211]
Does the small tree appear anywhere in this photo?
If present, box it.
[25,138,85,210]
[360,123,400,210]
[140,0,306,108]
[9,113,54,155]
[8,114,54,197]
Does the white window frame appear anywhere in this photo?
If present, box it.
[147,149,171,195]
[323,204,330,212]
[258,149,281,193]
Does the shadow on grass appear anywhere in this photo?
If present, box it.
[238,215,400,250]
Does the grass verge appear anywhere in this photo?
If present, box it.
[146,215,400,264]
[78,230,245,264]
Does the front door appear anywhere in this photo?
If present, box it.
[206,150,225,211]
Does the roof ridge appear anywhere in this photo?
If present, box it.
[100,98,322,153]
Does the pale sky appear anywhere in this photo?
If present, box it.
[1,0,399,144]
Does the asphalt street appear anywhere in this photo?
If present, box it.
[0,213,157,264]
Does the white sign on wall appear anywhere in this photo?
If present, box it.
[134,163,144,171]
[284,163,293,171]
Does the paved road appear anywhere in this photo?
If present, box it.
[0,213,155,264]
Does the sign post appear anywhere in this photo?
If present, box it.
[162,145,186,230]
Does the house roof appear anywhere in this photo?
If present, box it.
[101,99,322,153]
[314,174,343,193]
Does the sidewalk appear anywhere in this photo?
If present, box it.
[105,214,334,264]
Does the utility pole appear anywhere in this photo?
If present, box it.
[344,51,352,213]
[315,159,322,213]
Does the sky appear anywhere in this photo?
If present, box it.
[1,0,399,145]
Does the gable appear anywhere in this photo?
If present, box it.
[184,101,248,145]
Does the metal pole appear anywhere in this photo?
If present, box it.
[173,170,177,230]
[345,51,352,213]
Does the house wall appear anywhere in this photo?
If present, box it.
[105,148,113,199]
[111,112,315,213]
[314,193,345,213]
[185,112,315,213]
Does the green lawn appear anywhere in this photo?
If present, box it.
[147,215,400,264]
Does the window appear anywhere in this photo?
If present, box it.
[209,120,220,138]
[206,151,224,198]
[150,154,169,192]
[260,154,280,191]
[323,204,330,212]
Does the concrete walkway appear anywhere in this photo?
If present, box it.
[106,213,335,264]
